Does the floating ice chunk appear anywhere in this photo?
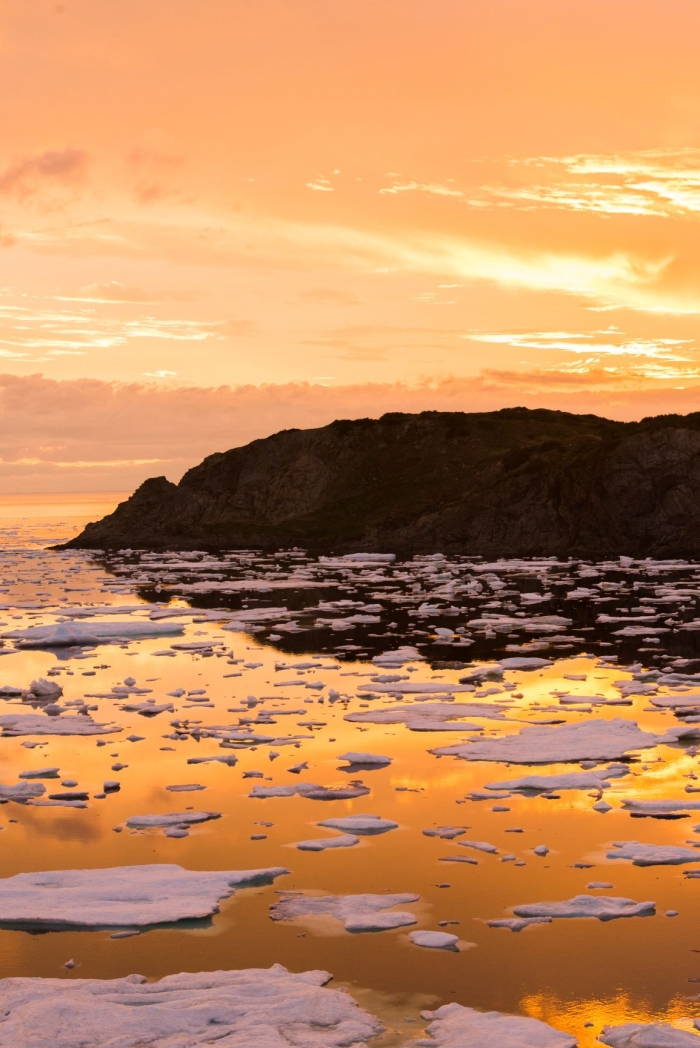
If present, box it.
[165,784,206,793]
[498,657,553,670]
[651,694,700,709]
[418,1002,576,1047]
[512,895,655,921]
[337,752,392,766]
[249,783,370,800]
[2,621,183,648]
[125,812,220,829]
[483,769,626,792]
[357,682,478,695]
[432,719,677,764]
[0,782,45,802]
[409,930,459,950]
[600,1022,700,1047]
[607,841,700,866]
[345,702,507,730]
[0,864,288,928]
[295,834,359,851]
[533,845,549,857]
[317,815,398,835]
[186,755,238,767]
[423,827,467,840]
[18,768,59,779]
[621,799,700,816]
[487,917,553,931]
[0,714,120,737]
[29,679,63,699]
[0,964,383,1048]
[372,646,425,667]
[458,840,498,855]
[270,892,418,932]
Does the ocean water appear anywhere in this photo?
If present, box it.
[1,496,700,1043]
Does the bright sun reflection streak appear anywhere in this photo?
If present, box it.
[521,991,698,1048]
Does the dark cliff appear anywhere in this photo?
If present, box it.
[63,407,700,557]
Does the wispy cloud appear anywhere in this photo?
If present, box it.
[0,148,90,197]
[380,180,463,198]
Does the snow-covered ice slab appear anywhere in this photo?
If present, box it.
[0,864,289,928]
[0,964,382,1048]
[337,751,392,766]
[432,719,683,764]
[250,783,370,800]
[417,1002,576,1047]
[0,714,121,737]
[483,767,628,792]
[125,812,221,830]
[409,930,459,950]
[600,1022,700,1047]
[270,892,419,932]
[608,841,700,866]
[1,620,183,647]
[317,814,399,835]
[621,799,700,816]
[345,702,508,731]
[295,834,359,851]
[0,782,44,802]
[512,895,655,921]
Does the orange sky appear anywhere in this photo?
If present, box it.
[3,0,700,489]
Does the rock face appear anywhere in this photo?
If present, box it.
[64,407,700,556]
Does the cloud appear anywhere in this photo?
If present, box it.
[380,180,463,198]
[0,148,90,196]
[1,372,700,493]
[299,288,360,305]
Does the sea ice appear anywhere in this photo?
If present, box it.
[0,965,382,1048]
[0,864,288,927]
[483,768,628,792]
[432,719,681,764]
[270,891,419,932]
[512,895,655,920]
[316,814,399,834]
[249,783,370,800]
[409,930,459,949]
[417,1002,576,1047]
[600,1023,700,1047]
[336,751,392,766]
[0,714,121,737]
[125,812,221,829]
[1,620,183,647]
[607,841,700,866]
[295,834,360,851]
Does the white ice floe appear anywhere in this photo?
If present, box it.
[498,657,553,670]
[270,892,419,932]
[337,751,392,766]
[0,964,382,1048]
[483,766,629,792]
[125,812,221,830]
[0,714,121,737]
[423,826,467,840]
[650,694,700,709]
[316,814,399,835]
[409,930,459,950]
[458,840,499,855]
[295,834,360,851]
[0,864,288,927]
[249,783,370,800]
[512,895,655,921]
[417,1002,576,1047]
[0,782,45,802]
[607,841,700,866]
[599,1023,700,1046]
[357,682,477,695]
[1,621,183,647]
[621,799,700,816]
[372,646,425,667]
[345,702,507,733]
[487,917,553,932]
[432,719,688,764]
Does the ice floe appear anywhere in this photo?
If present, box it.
[270,891,419,931]
[0,864,288,928]
[607,841,700,866]
[512,895,655,920]
[417,1003,576,1047]
[0,965,382,1048]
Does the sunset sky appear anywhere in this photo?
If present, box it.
[3,0,700,491]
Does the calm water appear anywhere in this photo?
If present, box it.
[1,496,700,1043]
